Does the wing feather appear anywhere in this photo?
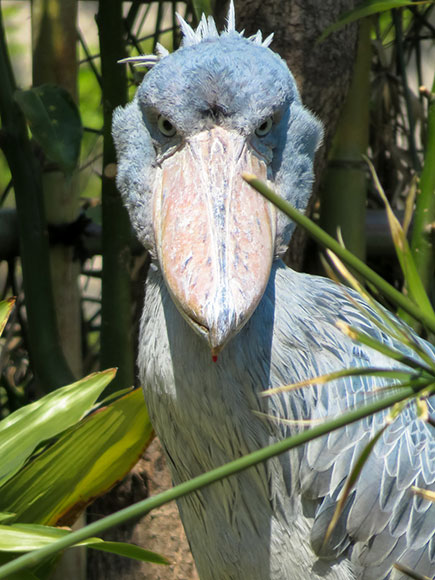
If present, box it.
[267,263,434,578]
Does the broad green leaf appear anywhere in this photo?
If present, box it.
[0,525,73,552]
[318,1,430,42]
[0,524,167,565]
[14,84,83,174]
[0,514,15,523]
[0,297,15,336]
[0,389,152,526]
[0,369,116,487]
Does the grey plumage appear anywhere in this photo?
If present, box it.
[113,5,434,579]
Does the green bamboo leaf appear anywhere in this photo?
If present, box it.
[0,389,152,527]
[14,84,83,174]
[0,297,15,336]
[243,174,435,334]
[325,251,435,372]
[0,369,116,487]
[0,514,15,524]
[318,0,430,42]
[336,321,435,373]
[264,367,415,397]
[89,541,169,565]
[365,156,435,321]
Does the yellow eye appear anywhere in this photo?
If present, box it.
[255,117,273,137]
[157,115,177,137]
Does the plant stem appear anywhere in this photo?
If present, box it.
[410,73,435,296]
[32,0,83,379]
[0,380,430,578]
[97,1,134,391]
[243,175,435,334]
[0,4,74,390]
[320,18,371,261]
[392,9,420,172]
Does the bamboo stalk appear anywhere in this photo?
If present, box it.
[320,18,371,261]
[0,6,74,390]
[243,174,435,334]
[410,76,435,295]
[31,0,83,379]
[97,1,134,391]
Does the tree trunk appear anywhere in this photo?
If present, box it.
[235,0,360,269]
[31,2,85,579]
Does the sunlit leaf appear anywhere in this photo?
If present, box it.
[263,366,414,397]
[326,251,435,372]
[0,523,167,565]
[318,1,429,42]
[336,321,434,373]
[90,541,168,565]
[0,369,116,487]
[365,156,435,323]
[0,298,15,337]
[0,389,152,526]
[412,486,435,502]
[15,84,83,174]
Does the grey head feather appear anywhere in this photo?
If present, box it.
[119,0,274,69]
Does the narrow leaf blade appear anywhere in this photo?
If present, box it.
[89,541,169,565]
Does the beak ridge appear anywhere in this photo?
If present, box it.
[153,127,276,352]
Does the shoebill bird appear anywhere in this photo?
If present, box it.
[113,5,434,579]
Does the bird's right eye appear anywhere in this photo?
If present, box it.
[157,115,177,137]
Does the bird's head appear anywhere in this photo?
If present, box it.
[113,2,323,356]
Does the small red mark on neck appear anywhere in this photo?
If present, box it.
[212,354,218,363]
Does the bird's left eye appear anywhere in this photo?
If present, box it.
[157,115,177,137]
[255,117,273,137]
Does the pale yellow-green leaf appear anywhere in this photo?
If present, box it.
[412,486,435,502]
[0,523,168,564]
[0,298,15,337]
[0,369,116,487]
[365,156,435,322]
[0,389,152,526]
